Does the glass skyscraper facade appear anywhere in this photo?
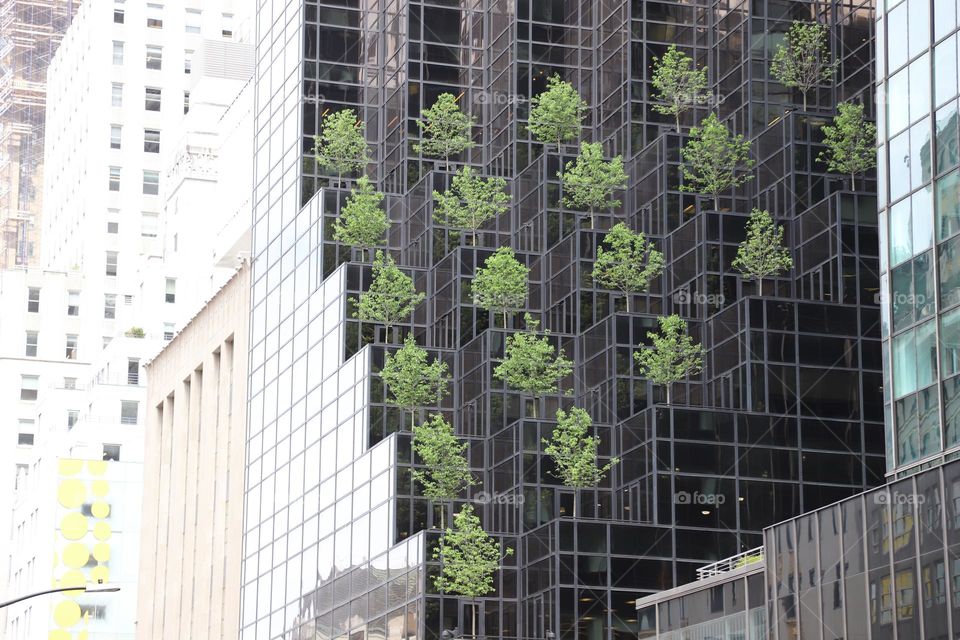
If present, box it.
[242,1,883,640]
[880,0,960,476]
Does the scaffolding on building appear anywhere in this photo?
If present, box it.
[0,0,75,268]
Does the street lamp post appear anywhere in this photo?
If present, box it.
[0,585,120,610]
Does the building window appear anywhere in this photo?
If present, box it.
[109,166,121,191]
[143,128,160,153]
[143,170,160,195]
[104,294,117,319]
[67,410,79,429]
[141,212,159,238]
[67,290,80,316]
[146,45,162,70]
[221,12,233,38]
[127,358,140,385]
[107,221,119,234]
[27,287,39,313]
[185,8,201,33]
[163,323,175,340]
[111,83,123,107]
[120,400,138,425]
[20,375,38,401]
[113,7,123,23]
[124,294,133,305]
[25,331,38,357]
[18,433,34,446]
[184,49,193,74]
[145,87,161,111]
[146,3,163,28]
[64,377,76,390]
[102,445,121,462]
[165,278,176,303]
[112,41,123,65]
[184,90,190,114]
[106,251,118,277]
[110,124,121,149]
[65,335,78,360]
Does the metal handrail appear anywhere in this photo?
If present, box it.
[695,546,764,580]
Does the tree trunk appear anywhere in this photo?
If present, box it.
[439,502,445,530]
[410,408,416,431]
[851,173,856,191]
[758,278,763,297]
[713,194,719,211]
[625,293,631,313]
[803,92,808,111]
[502,310,507,329]
[572,489,578,518]
[675,112,680,132]
[666,384,672,405]
[471,600,477,638]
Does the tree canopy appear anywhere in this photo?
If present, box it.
[332,175,389,257]
[591,222,665,311]
[817,102,877,185]
[471,247,529,327]
[432,166,511,245]
[731,209,793,293]
[314,109,370,186]
[680,112,754,209]
[494,314,574,417]
[770,21,836,111]
[380,334,449,428]
[558,142,628,227]
[414,93,476,172]
[527,74,588,152]
[651,45,710,130]
[354,251,425,341]
[412,413,474,529]
[634,314,704,403]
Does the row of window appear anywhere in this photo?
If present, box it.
[110,126,161,153]
[104,213,160,238]
[25,287,79,315]
[109,167,160,195]
[111,83,190,114]
[111,42,195,74]
[23,332,78,360]
[113,2,234,38]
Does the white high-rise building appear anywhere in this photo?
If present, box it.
[1,1,254,637]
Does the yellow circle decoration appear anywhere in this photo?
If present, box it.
[58,459,83,476]
[91,565,109,584]
[91,480,109,497]
[60,570,86,590]
[62,543,89,569]
[87,460,107,476]
[93,521,111,540]
[60,513,88,540]
[91,502,110,518]
[92,543,110,562]
[57,480,85,508]
[48,630,71,640]
[53,600,81,627]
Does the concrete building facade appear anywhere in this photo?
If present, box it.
[136,262,250,640]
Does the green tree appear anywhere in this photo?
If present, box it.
[559,142,628,228]
[471,247,529,327]
[433,504,513,637]
[651,45,710,131]
[412,413,474,529]
[770,21,836,111]
[634,314,704,404]
[414,93,476,172]
[354,250,425,342]
[432,167,511,246]
[817,102,877,187]
[591,222,665,312]
[527,74,588,152]
[380,335,449,429]
[680,112,754,210]
[494,314,574,418]
[332,175,389,259]
[313,109,370,187]
[543,407,619,517]
[732,208,793,295]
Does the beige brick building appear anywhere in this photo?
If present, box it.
[136,262,249,639]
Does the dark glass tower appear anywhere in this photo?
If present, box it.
[242,1,883,639]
